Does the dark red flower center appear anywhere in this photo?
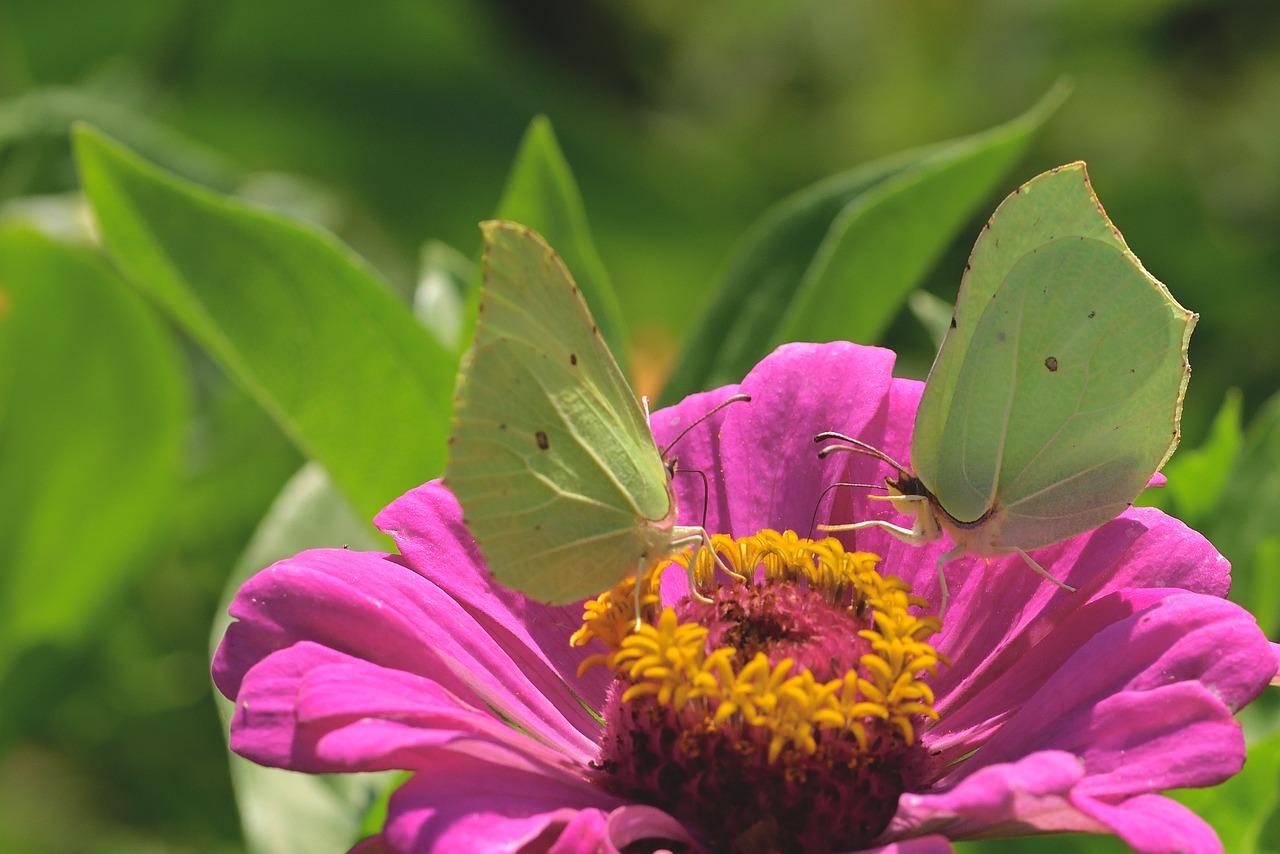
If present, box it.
[573,531,944,853]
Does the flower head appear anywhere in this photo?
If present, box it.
[213,342,1277,853]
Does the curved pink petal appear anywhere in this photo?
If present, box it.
[889,751,1103,840]
[379,753,654,854]
[604,806,701,854]
[228,641,582,775]
[929,592,1270,795]
[213,545,599,760]
[375,482,611,711]
[650,384,749,541]
[930,511,1233,710]
[652,341,898,543]
[1073,793,1221,854]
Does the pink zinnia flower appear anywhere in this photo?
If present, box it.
[213,342,1276,854]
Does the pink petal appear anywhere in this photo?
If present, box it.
[652,341,898,544]
[228,641,579,774]
[604,806,701,854]
[1072,793,1222,854]
[213,545,599,761]
[378,754,654,854]
[375,482,611,710]
[925,509,1234,707]
[930,592,1269,795]
[890,751,1102,839]
[649,384,750,541]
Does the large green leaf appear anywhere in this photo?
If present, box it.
[0,225,185,670]
[491,116,628,370]
[661,81,1068,404]
[75,125,453,519]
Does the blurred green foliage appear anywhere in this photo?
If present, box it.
[3,1,1280,852]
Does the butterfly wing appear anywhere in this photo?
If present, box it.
[912,163,1195,548]
[444,221,674,603]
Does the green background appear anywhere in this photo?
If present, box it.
[2,2,1280,852]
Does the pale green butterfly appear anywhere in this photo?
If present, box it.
[445,220,741,605]
[817,162,1196,607]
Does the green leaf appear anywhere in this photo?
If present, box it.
[907,289,955,351]
[1142,389,1243,523]
[491,116,628,370]
[211,463,391,854]
[0,225,185,671]
[414,238,474,353]
[1245,536,1280,641]
[1198,390,1280,636]
[75,124,453,519]
[955,834,1126,854]
[1173,729,1280,852]
[661,80,1069,404]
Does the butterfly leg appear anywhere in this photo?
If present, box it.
[1013,548,1076,592]
[933,544,969,616]
[632,562,644,631]
[671,526,745,598]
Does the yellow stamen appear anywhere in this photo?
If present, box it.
[577,529,946,762]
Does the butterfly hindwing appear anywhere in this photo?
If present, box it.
[911,163,1194,545]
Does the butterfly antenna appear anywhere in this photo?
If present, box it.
[670,462,713,530]
[807,480,885,539]
[814,431,913,479]
[659,393,752,457]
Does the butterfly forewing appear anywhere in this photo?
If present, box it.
[445,222,674,603]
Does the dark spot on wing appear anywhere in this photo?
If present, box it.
[498,423,507,430]
[1044,356,1059,372]
[536,430,550,450]
[570,352,578,366]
